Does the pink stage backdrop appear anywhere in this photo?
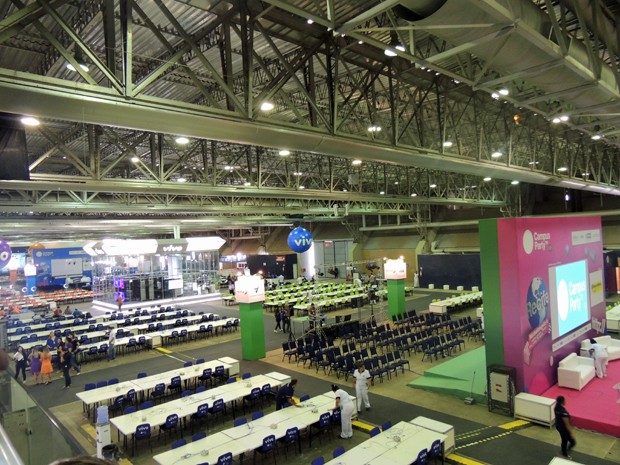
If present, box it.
[497,216,605,394]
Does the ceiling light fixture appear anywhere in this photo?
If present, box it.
[299,185,305,189]
[278,149,290,156]
[491,151,503,158]
[528,161,540,165]
[379,191,385,195]
[410,193,417,197]
[429,183,437,188]
[177,177,187,183]
[293,171,302,176]
[368,125,382,132]
[20,117,40,126]
[591,134,602,140]
[491,92,500,99]
[352,159,362,166]
[443,140,453,148]
[243,182,251,186]
[66,62,89,72]
[260,101,274,111]
[560,115,569,122]
[557,167,568,172]
[307,18,314,24]
[511,180,520,185]
[358,40,363,45]
[175,136,189,145]
[131,156,139,163]
[483,177,491,182]
[499,88,509,96]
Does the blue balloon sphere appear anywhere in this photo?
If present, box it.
[0,240,12,270]
[287,227,313,253]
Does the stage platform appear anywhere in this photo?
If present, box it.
[407,346,488,404]
[542,361,620,438]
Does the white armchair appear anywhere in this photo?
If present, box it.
[557,353,595,390]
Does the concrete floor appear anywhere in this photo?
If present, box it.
[7,287,620,465]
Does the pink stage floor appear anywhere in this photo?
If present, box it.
[542,361,620,437]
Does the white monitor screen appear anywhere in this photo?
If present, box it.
[548,260,590,340]
[167,278,183,290]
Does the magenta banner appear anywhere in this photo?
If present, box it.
[497,216,605,394]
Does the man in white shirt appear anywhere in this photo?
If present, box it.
[352,362,371,412]
[589,338,609,378]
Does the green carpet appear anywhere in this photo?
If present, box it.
[408,346,488,404]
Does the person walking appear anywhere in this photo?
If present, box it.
[12,346,27,382]
[29,347,42,385]
[116,294,123,311]
[60,347,72,389]
[66,335,81,375]
[107,328,117,361]
[282,307,290,334]
[274,309,282,333]
[352,362,371,412]
[275,379,301,410]
[555,396,576,459]
[40,347,53,385]
[331,384,355,439]
[589,338,609,378]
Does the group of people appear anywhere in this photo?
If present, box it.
[12,330,83,389]
[273,304,294,333]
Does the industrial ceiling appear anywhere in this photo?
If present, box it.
[0,0,618,242]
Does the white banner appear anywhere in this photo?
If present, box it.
[235,275,265,303]
[384,258,406,280]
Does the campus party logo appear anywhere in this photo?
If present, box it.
[162,245,183,252]
[523,229,551,254]
[557,278,587,322]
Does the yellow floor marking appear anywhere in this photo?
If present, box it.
[498,419,530,430]
[81,423,96,439]
[352,419,374,432]
[156,347,172,354]
[447,453,488,465]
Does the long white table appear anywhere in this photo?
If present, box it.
[153,392,339,465]
[324,420,446,465]
[429,292,483,314]
[113,372,289,447]
[76,359,235,414]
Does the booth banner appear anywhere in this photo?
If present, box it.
[384,258,406,280]
[235,275,265,303]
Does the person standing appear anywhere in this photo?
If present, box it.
[555,396,576,459]
[275,379,301,410]
[413,271,420,288]
[281,307,290,333]
[29,347,42,385]
[116,294,123,311]
[274,310,282,333]
[12,346,27,382]
[67,334,81,375]
[107,328,117,361]
[331,384,354,439]
[40,347,53,385]
[60,347,72,389]
[589,338,609,378]
[352,362,371,412]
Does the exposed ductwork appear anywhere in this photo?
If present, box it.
[394,0,619,128]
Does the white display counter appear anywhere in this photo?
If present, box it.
[410,415,455,454]
[514,392,555,427]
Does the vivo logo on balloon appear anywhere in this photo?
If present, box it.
[287,227,313,253]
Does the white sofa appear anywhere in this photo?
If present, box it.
[580,335,620,361]
[606,306,620,332]
[557,353,595,390]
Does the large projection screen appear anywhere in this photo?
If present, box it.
[548,260,590,340]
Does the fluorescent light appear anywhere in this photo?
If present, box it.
[21,117,40,126]
[224,165,234,171]
[395,44,405,52]
[560,115,569,122]
[278,149,290,156]
[379,191,385,195]
[443,140,453,148]
[499,88,509,96]
[552,117,561,123]
[528,161,540,165]
[177,177,187,183]
[384,49,397,57]
[591,134,602,140]
[358,40,363,45]
[394,181,399,185]
[131,156,139,163]
[429,184,437,188]
[557,167,568,172]
[491,92,500,99]
[511,180,519,185]
[299,185,305,189]
[66,63,89,72]
[243,182,251,186]
[175,136,189,145]
[352,159,362,166]
[307,18,313,24]
[260,102,274,111]
[368,125,382,132]
[483,177,491,182]
[293,171,302,176]
[491,151,502,158]
[410,193,417,197]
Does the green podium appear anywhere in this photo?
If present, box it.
[236,275,266,361]
[385,258,407,320]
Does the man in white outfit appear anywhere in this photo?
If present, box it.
[589,338,609,378]
[352,362,371,412]
[331,384,355,439]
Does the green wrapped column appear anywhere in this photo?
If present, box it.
[387,278,405,319]
[239,301,266,360]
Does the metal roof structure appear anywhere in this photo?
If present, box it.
[0,0,619,242]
